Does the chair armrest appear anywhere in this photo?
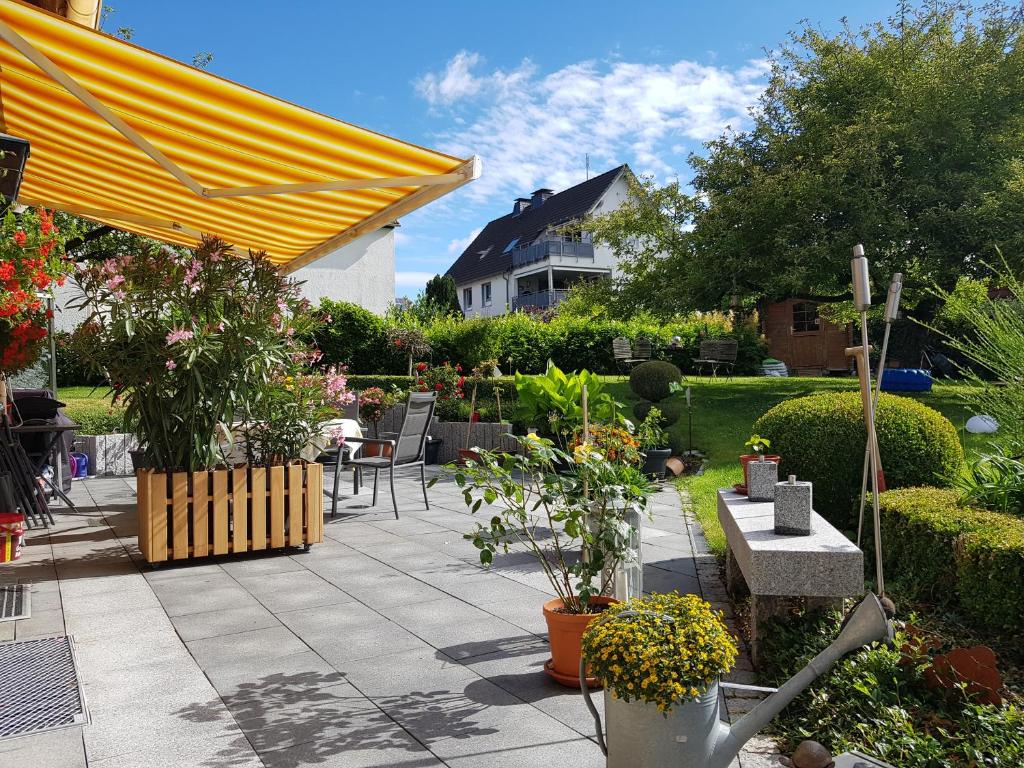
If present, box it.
[344,436,397,448]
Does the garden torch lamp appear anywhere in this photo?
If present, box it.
[856,273,901,548]
[846,244,886,598]
[0,133,30,211]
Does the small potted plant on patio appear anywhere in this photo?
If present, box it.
[739,433,779,494]
[358,386,398,457]
[580,593,738,761]
[439,434,653,686]
[636,408,671,479]
[75,236,340,564]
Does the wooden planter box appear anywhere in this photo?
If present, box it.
[137,462,323,564]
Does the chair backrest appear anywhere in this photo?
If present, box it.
[632,337,653,360]
[342,390,361,423]
[612,337,633,361]
[394,391,437,464]
[698,338,739,362]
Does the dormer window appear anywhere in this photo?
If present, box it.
[502,237,520,254]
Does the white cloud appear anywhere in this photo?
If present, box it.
[392,230,412,248]
[447,227,482,255]
[415,54,769,202]
[395,271,436,290]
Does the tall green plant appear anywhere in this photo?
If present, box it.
[515,360,627,443]
[74,237,305,471]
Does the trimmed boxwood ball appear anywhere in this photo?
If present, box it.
[753,392,963,530]
[634,398,683,427]
[629,360,681,403]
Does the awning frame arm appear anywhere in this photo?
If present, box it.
[202,169,475,199]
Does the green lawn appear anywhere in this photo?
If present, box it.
[605,375,986,556]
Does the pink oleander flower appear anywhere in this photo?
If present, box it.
[105,274,125,290]
[165,359,177,370]
[112,290,126,300]
[328,426,347,447]
[165,328,195,345]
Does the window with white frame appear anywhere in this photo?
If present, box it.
[462,287,473,309]
[481,282,492,306]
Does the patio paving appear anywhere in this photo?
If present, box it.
[0,467,769,768]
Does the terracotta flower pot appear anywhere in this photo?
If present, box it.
[739,454,780,494]
[457,448,482,466]
[543,595,617,688]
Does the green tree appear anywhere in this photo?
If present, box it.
[591,2,1024,314]
[423,274,462,316]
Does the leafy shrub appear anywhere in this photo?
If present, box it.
[753,392,963,529]
[515,362,624,440]
[879,487,1024,631]
[55,327,106,386]
[64,398,127,435]
[760,608,1024,767]
[629,360,681,402]
[424,316,498,370]
[313,299,400,374]
[633,398,684,426]
[346,375,514,402]
[492,313,556,374]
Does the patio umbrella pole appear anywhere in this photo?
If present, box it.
[849,245,886,597]
[856,273,901,548]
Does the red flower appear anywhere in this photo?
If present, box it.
[13,230,26,246]
[39,241,53,257]
[0,262,13,280]
[415,362,427,372]
[458,376,466,388]
[434,382,443,390]
[394,339,402,347]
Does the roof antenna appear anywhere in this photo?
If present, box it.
[585,153,590,180]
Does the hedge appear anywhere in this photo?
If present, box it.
[879,487,1024,631]
[63,398,127,435]
[754,392,963,530]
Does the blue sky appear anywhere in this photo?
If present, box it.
[112,0,909,296]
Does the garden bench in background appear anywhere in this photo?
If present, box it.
[693,338,738,379]
[717,488,864,666]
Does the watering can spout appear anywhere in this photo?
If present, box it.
[708,593,893,768]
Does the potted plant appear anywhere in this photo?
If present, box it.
[636,407,672,479]
[75,236,339,564]
[358,387,398,457]
[739,433,780,494]
[414,360,464,459]
[439,434,653,686]
[580,593,738,763]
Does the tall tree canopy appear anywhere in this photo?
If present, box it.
[422,274,462,316]
[590,2,1024,315]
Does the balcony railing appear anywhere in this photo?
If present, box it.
[511,239,594,269]
[511,290,569,311]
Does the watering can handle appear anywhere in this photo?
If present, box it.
[580,657,608,756]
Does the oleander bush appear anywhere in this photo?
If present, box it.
[879,487,1024,631]
[753,392,963,529]
[629,360,682,402]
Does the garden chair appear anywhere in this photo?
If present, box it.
[632,337,653,362]
[341,391,437,519]
[693,338,738,379]
[613,337,646,377]
[317,390,364,517]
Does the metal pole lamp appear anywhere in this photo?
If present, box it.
[0,133,30,210]
[856,272,902,548]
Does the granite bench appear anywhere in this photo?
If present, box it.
[717,488,864,666]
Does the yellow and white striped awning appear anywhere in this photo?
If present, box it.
[0,0,478,270]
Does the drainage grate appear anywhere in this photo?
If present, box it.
[0,636,89,741]
[0,584,31,622]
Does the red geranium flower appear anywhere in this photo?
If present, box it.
[13,230,26,246]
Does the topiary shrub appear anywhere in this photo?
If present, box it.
[879,487,1024,632]
[634,398,683,427]
[629,360,681,403]
[753,392,963,529]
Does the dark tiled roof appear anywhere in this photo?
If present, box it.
[445,165,626,284]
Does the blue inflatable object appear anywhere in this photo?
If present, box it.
[879,368,933,392]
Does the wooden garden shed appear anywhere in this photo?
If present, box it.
[762,299,852,376]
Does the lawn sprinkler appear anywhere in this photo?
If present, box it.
[581,593,894,768]
[856,272,901,549]
[844,245,887,598]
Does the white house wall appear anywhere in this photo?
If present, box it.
[459,275,510,317]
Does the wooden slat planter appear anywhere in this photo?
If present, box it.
[137,462,323,564]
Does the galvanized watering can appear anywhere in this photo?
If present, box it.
[581,593,893,768]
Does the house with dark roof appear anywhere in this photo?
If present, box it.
[445,165,631,315]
